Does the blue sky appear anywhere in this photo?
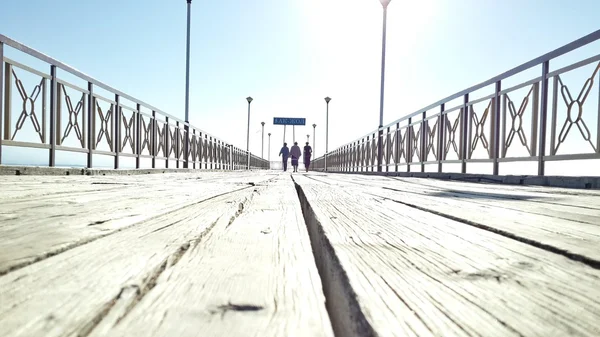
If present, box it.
[1,0,599,174]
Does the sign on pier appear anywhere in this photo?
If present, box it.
[273,117,306,126]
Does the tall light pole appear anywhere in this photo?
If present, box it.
[268,133,271,162]
[246,96,253,170]
[261,122,265,158]
[312,123,316,156]
[324,97,331,172]
[377,0,391,172]
[183,0,192,168]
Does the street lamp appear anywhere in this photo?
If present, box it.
[183,0,193,168]
[246,96,253,170]
[312,123,316,156]
[261,122,265,159]
[324,97,331,172]
[377,0,391,172]
[268,132,271,162]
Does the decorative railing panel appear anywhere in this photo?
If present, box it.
[0,34,268,170]
[313,30,600,176]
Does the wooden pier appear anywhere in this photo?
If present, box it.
[1,170,599,337]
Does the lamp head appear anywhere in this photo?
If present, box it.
[246,96,253,103]
[324,97,331,103]
[379,0,391,8]
[312,124,316,128]
[261,122,265,126]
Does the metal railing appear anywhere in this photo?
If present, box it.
[312,30,600,176]
[0,34,269,171]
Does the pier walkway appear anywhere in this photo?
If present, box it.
[1,170,599,337]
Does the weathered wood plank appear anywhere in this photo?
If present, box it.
[0,171,252,201]
[91,175,334,337]
[0,184,258,337]
[294,175,600,337]
[0,172,273,275]
[307,173,600,265]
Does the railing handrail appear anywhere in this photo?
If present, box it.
[342,29,600,147]
[0,34,225,144]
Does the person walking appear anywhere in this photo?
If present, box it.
[303,142,312,172]
[279,143,290,172]
[290,142,301,173]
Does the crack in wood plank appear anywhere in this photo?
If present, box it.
[292,176,376,337]
[370,192,600,270]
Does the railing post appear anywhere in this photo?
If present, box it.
[200,133,203,170]
[407,117,412,172]
[219,140,223,170]
[597,70,600,153]
[211,137,215,170]
[0,42,4,164]
[438,104,445,173]
[87,83,94,168]
[49,65,57,167]
[151,110,156,169]
[538,60,549,176]
[114,94,120,169]
[395,123,400,172]
[461,93,469,173]
[135,103,141,169]
[184,124,189,169]
[377,127,383,172]
[175,121,180,168]
[165,116,169,168]
[421,111,426,172]
[192,129,196,169]
[385,126,390,172]
[492,81,501,175]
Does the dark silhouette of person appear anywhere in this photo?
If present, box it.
[290,142,301,173]
[279,143,289,172]
[303,142,312,172]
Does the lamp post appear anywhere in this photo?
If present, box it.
[261,122,265,159]
[246,96,253,170]
[268,132,271,162]
[307,134,309,143]
[312,123,316,156]
[324,97,331,172]
[377,0,391,172]
[183,0,192,168]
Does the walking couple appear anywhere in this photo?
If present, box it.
[279,142,312,173]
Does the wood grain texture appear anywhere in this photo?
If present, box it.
[306,173,600,265]
[92,175,334,337]
[293,174,600,337]
[0,172,272,275]
[0,184,258,337]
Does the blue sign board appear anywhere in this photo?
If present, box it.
[273,117,306,126]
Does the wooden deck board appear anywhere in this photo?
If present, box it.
[307,173,600,265]
[0,180,259,337]
[0,172,272,275]
[293,174,600,337]
[91,175,334,337]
